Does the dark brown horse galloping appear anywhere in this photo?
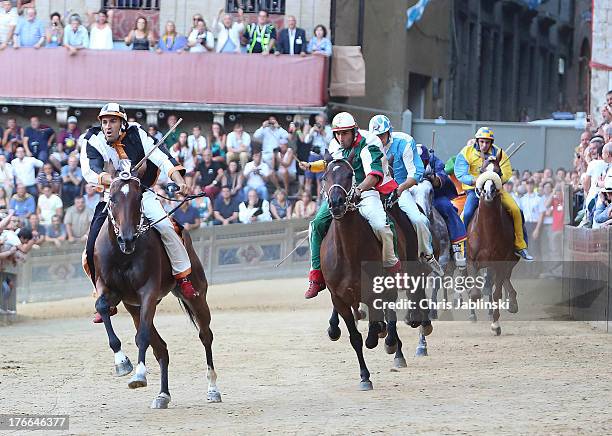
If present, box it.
[94,170,220,408]
[321,159,429,390]
[466,152,519,335]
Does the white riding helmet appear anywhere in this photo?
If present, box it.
[331,112,357,132]
[368,114,393,137]
[98,103,128,123]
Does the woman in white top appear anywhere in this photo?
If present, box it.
[187,18,214,52]
[212,7,244,53]
[238,189,272,224]
[88,9,113,50]
[169,132,196,187]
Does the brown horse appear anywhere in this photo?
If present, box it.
[466,152,519,335]
[321,158,430,390]
[94,171,221,408]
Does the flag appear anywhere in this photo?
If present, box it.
[406,0,431,30]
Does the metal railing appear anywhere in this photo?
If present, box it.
[227,0,285,14]
[102,0,160,10]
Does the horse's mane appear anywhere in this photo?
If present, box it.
[475,171,502,191]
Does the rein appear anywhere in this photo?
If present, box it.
[105,174,206,240]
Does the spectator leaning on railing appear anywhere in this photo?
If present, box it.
[0,1,17,50]
[124,15,155,51]
[213,7,244,53]
[36,184,62,226]
[156,20,187,53]
[87,9,113,50]
[13,6,44,49]
[275,15,306,56]
[64,14,89,54]
[239,188,272,223]
[45,11,62,47]
[307,24,332,56]
[243,9,276,54]
[213,185,239,225]
[187,17,214,52]
[64,195,92,242]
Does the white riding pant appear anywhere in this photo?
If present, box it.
[398,189,433,256]
[358,191,398,268]
[142,190,191,277]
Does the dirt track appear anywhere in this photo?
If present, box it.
[1,278,611,435]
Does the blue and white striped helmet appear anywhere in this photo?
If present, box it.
[368,115,393,137]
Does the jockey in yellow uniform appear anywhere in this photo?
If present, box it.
[454,127,533,261]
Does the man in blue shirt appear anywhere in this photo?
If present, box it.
[13,7,44,48]
[24,116,54,162]
[9,184,36,217]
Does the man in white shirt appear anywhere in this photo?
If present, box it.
[253,116,288,168]
[238,189,272,224]
[519,179,542,255]
[36,185,63,226]
[187,125,207,155]
[11,146,43,197]
[582,139,611,226]
[226,123,251,168]
[0,153,15,197]
[304,113,333,155]
[243,151,271,200]
[213,7,244,53]
[0,0,17,49]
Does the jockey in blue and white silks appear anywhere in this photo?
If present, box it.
[369,115,443,276]
[416,144,467,267]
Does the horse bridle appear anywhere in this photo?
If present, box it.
[323,159,358,218]
[106,172,149,239]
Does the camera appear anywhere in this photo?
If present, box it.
[273,147,281,153]
[311,146,321,155]
[315,123,322,129]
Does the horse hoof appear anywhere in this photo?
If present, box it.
[430,309,438,320]
[394,357,407,368]
[491,323,501,336]
[415,346,428,357]
[128,374,147,389]
[207,390,222,403]
[421,323,433,336]
[365,336,379,349]
[468,313,477,322]
[378,327,387,339]
[359,380,373,391]
[384,341,397,355]
[150,393,171,409]
[115,357,133,377]
[327,325,341,341]
[508,300,519,314]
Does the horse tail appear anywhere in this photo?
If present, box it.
[172,288,198,329]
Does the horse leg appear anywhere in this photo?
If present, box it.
[490,276,503,336]
[504,277,519,313]
[327,308,341,341]
[95,289,132,377]
[384,309,407,368]
[124,304,171,409]
[128,293,158,389]
[335,300,372,390]
[415,330,428,357]
[183,295,222,403]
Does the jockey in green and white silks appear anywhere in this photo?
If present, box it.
[301,112,400,299]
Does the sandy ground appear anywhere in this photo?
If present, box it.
[1,278,612,435]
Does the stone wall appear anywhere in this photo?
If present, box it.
[591,0,612,125]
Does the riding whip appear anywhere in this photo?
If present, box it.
[274,234,309,267]
[133,117,183,173]
[499,141,526,166]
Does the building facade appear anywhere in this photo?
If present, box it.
[330,0,592,126]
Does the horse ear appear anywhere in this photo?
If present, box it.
[323,151,333,164]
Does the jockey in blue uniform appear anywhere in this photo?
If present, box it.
[369,115,443,276]
[416,144,467,268]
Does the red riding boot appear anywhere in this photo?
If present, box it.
[177,277,199,299]
[92,306,118,324]
[305,269,326,299]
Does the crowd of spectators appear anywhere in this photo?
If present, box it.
[570,90,612,229]
[0,108,334,270]
[0,2,333,57]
